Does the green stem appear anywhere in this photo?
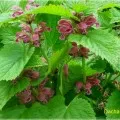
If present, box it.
[82,57,86,83]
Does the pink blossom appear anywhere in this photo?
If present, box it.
[37,87,54,104]
[76,82,83,93]
[57,19,73,40]
[20,23,31,33]
[79,46,90,58]
[16,31,31,43]
[32,33,39,41]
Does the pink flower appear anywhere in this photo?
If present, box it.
[16,31,31,43]
[69,42,79,57]
[84,82,92,95]
[17,87,33,104]
[11,6,23,17]
[24,69,40,80]
[57,19,73,40]
[32,33,39,41]
[33,40,40,47]
[26,4,31,10]
[76,82,83,93]
[37,87,54,104]
[87,76,100,86]
[12,10,23,17]
[20,23,31,33]
[34,22,51,35]
[79,46,90,58]
[84,15,97,27]
[77,22,88,34]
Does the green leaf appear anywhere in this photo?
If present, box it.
[68,29,120,71]
[0,95,95,119]
[30,4,77,19]
[0,4,78,25]
[48,43,70,73]
[105,90,120,119]
[64,97,95,119]
[21,103,49,118]
[25,55,47,68]
[37,14,60,48]
[0,105,26,119]
[0,25,20,44]
[0,78,30,110]
[0,43,34,81]
[48,95,95,119]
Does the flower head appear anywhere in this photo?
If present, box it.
[57,19,73,40]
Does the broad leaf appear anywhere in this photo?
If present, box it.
[0,25,20,44]
[48,43,70,73]
[25,55,47,68]
[0,78,30,110]
[68,29,120,71]
[0,43,34,81]
[105,90,120,119]
[0,95,95,119]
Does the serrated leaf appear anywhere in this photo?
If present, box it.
[29,4,78,20]
[0,4,78,25]
[25,55,47,68]
[68,29,120,71]
[48,43,70,73]
[37,14,60,48]
[48,95,95,119]
[0,95,95,119]
[0,26,20,44]
[0,78,30,110]
[105,90,120,119]
[64,97,95,119]
[0,43,34,81]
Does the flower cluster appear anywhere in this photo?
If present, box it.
[77,15,99,34]
[76,74,100,95]
[11,0,39,18]
[17,87,34,104]
[24,69,40,80]
[57,14,99,40]
[69,42,90,58]
[37,78,54,104]
[16,77,54,104]
[57,19,73,40]
[16,22,51,47]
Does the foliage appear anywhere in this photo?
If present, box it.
[0,0,120,119]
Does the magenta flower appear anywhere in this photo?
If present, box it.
[87,76,100,86]
[11,6,23,17]
[84,15,97,27]
[20,23,32,33]
[16,31,31,43]
[69,42,79,57]
[57,19,73,40]
[76,82,83,93]
[24,69,40,80]
[84,82,92,95]
[77,22,88,34]
[17,87,33,104]
[79,46,90,58]
[77,15,99,34]
[32,33,39,41]
[34,22,51,35]
[37,87,54,104]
